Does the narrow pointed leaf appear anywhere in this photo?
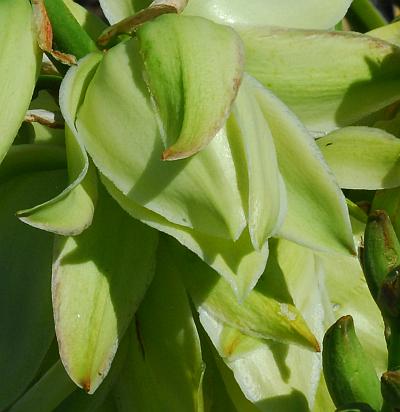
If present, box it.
[229,75,286,250]
[241,27,400,135]
[18,127,98,235]
[317,126,400,190]
[0,169,67,410]
[63,0,107,41]
[52,186,158,393]
[252,77,355,255]
[183,0,352,30]
[9,361,75,412]
[0,0,41,163]
[0,144,65,183]
[137,14,243,160]
[74,38,246,240]
[113,242,204,411]
[166,237,319,350]
[102,174,267,300]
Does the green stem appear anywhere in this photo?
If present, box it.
[348,0,387,32]
[43,0,98,59]
[388,321,400,371]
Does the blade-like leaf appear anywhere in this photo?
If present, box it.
[229,75,286,250]
[251,77,355,255]
[102,174,268,300]
[9,361,75,412]
[0,169,67,410]
[52,185,158,394]
[75,38,246,240]
[137,14,243,160]
[18,127,98,236]
[183,0,352,30]
[166,237,319,351]
[241,27,400,135]
[0,0,41,163]
[113,241,204,411]
[317,126,400,189]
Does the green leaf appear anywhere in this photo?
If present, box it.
[9,361,75,412]
[0,144,66,184]
[112,241,204,411]
[63,0,108,41]
[102,174,268,300]
[229,75,286,250]
[241,27,400,135]
[252,77,355,255]
[137,14,243,160]
[0,169,67,410]
[317,126,400,190]
[183,0,352,30]
[0,0,41,163]
[74,38,246,240]
[18,127,98,235]
[52,186,158,393]
[167,237,319,351]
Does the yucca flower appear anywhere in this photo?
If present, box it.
[1,0,400,410]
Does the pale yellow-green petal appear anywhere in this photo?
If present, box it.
[76,38,246,240]
[241,27,400,135]
[183,0,352,30]
[252,78,355,255]
[0,0,41,163]
[52,187,158,394]
[137,14,243,160]
[317,126,400,190]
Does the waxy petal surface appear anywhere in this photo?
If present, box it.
[52,186,158,393]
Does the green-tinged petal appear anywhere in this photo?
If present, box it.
[9,361,75,412]
[18,127,98,235]
[241,27,400,135]
[102,175,267,300]
[317,253,387,375]
[54,335,129,412]
[317,126,400,189]
[183,0,352,30]
[368,20,400,47]
[229,75,286,250]
[98,0,151,24]
[52,186,158,394]
[252,78,355,255]
[75,38,246,240]
[198,239,325,410]
[113,242,204,411]
[0,0,41,163]
[63,0,107,41]
[137,14,243,160]
[374,111,400,137]
[0,144,65,183]
[0,170,67,410]
[166,237,319,350]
